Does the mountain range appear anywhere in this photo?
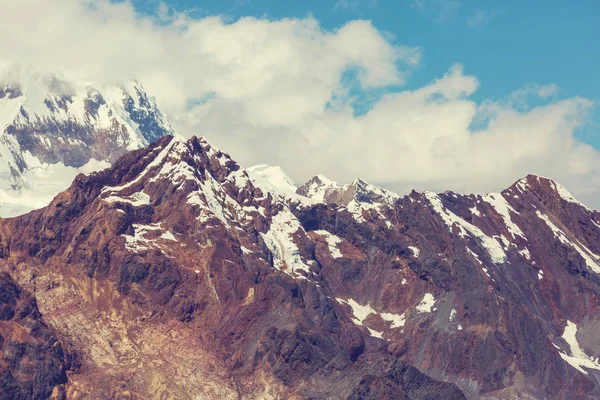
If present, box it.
[1,70,600,399]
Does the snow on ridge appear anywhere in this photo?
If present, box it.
[352,178,399,206]
[102,136,179,194]
[1,63,172,149]
[346,198,392,228]
[247,164,297,194]
[449,309,457,321]
[299,174,339,202]
[315,173,337,186]
[483,193,525,240]
[425,192,507,264]
[536,211,600,274]
[380,312,406,329]
[188,178,233,226]
[247,165,315,206]
[470,206,481,217]
[513,175,590,211]
[556,321,600,375]
[345,181,398,228]
[466,247,493,278]
[551,180,591,211]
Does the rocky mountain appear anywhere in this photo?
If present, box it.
[1,135,600,399]
[0,62,173,216]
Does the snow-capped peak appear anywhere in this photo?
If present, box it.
[247,164,297,194]
[349,178,399,206]
[0,61,173,217]
[510,174,591,211]
[297,174,340,202]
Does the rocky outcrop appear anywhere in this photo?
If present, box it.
[1,136,600,399]
[0,273,76,400]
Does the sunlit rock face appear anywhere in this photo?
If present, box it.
[1,134,600,399]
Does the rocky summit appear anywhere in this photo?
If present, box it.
[0,62,173,216]
[1,135,600,399]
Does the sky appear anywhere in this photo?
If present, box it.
[2,0,600,205]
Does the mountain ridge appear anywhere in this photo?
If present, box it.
[1,134,600,398]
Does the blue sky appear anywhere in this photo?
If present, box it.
[9,0,597,202]
[132,0,600,145]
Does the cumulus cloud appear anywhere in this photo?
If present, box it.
[1,0,600,206]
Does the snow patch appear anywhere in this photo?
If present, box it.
[105,191,151,207]
[337,298,406,331]
[556,321,600,375]
[449,309,457,321]
[408,246,420,258]
[483,193,525,240]
[518,247,532,260]
[160,231,177,241]
[380,312,406,329]
[261,208,311,276]
[551,181,591,211]
[415,293,435,313]
[336,298,376,326]
[367,328,384,339]
[314,230,343,258]
[425,192,507,264]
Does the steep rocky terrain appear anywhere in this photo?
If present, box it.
[0,62,172,216]
[1,135,600,399]
[0,273,76,400]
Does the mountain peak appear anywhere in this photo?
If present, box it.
[507,174,590,211]
[0,63,174,217]
[247,164,297,194]
[297,174,340,202]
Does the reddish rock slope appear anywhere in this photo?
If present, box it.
[1,135,600,399]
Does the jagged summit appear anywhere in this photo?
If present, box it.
[0,62,173,216]
[296,173,340,202]
[505,174,591,210]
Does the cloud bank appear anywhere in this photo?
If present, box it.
[1,0,599,206]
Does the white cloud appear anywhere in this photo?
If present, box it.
[1,0,600,207]
[412,0,460,23]
[466,10,495,27]
[334,0,378,11]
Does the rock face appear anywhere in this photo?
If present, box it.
[0,273,76,400]
[1,135,600,399]
[0,62,173,216]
